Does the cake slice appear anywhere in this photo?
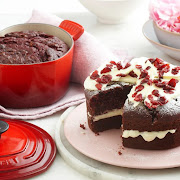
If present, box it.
[85,82,132,133]
[122,98,180,150]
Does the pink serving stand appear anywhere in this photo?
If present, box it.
[64,102,180,169]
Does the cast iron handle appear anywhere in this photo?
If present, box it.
[59,20,84,41]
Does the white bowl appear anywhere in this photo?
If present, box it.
[153,22,180,49]
[143,20,180,61]
[79,0,143,24]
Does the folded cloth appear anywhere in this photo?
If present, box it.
[28,10,129,84]
[0,83,85,119]
[0,10,131,120]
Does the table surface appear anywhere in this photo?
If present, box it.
[1,0,180,179]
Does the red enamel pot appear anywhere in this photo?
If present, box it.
[0,20,84,108]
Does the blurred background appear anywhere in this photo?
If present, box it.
[1,0,178,65]
[0,0,149,46]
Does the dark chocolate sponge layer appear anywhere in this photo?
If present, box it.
[88,114,122,133]
[0,31,69,64]
[85,83,132,116]
[123,128,180,150]
[122,97,180,149]
[85,83,132,133]
[123,97,180,132]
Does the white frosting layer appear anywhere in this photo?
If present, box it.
[128,78,180,107]
[164,63,180,80]
[88,108,123,122]
[84,57,180,108]
[84,57,147,90]
[122,129,176,142]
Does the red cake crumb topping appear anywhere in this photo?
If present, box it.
[148,58,156,63]
[134,94,143,102]
[141,76,152,86]
[146,96,168,109]
[158,64,170,78]
[135,85,144,92]
[147,79,153,86]
[95,83,102,90]
[153,58,164,69]
[164,90,174,94]
[90,70,99,80]
[148,94,153,101]
[124,62,131,69]
[95,74,113,90]
[106,64,113,69]
[151,101,159,108]
[136,64,142,69]
[168,78,179,87]
[95,132,100,136]
[145,101,151,109]
[172,67,180,75]
[96,75,112,84]
[116,62,123,70]
[149,58,171,78]
[129,71,138,78]
[80,124,86,130]
[132,92,137,97]
[141,78,149,84]
[101,67,111,74]
[139,69,148,79]
[152,90,159,97]
[163,83,174,91]
[152,78,177,94]
[158,71,164,79]
[116,73,127,77]
[146,66,151,70]
[159,64,170,72]
[110,61,117,65]
[118,151,122,155]
[147,94,168,109]
[153,79,161,85]
[153,80,166,88]
[159,96,168,105]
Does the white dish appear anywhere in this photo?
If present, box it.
[79,0,144,24]
[142,20,180,61]
[153,22,180,49]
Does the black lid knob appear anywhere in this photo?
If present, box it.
[0,120,9,139]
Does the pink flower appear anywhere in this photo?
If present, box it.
[149,0,180,33]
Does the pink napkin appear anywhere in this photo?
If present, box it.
[0,10,131,120]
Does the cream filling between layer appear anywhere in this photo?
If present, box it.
[122,129,176,142]
[88,108,123,122]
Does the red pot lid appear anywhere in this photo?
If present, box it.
[0,119,56,180]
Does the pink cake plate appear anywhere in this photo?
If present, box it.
[64,102,180,169]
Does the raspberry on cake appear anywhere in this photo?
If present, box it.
[84,57,180,150]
